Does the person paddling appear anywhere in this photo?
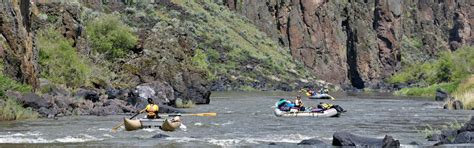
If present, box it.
[140,98,160,119]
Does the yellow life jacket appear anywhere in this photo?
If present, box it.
[321,103,333,109]
[145,104,159,116]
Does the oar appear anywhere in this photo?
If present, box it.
[111,112,141,132]
[159,112,217,117]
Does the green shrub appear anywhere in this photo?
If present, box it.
[37,28,91,88]
[416,125,441,139]
[0,75,32,96]
[86,14,137,59]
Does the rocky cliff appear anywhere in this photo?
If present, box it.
[223,0,473,89]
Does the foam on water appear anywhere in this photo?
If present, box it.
[0,137,50,143]
[142,128,159,132]
[167,134,315,146]
[54,134,102,143]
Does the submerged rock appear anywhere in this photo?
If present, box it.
[152,133,170,138]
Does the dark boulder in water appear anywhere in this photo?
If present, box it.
[453,132,474,143]
[332,132,400,147]
[297,138,327,146]
[435,88,449,101]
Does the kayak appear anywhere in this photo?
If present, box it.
[274,108,339,117]
[124,116,182,131]
[308,93,334,99]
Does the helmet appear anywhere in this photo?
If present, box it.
[147,98,154,104]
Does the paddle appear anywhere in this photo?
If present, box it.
[111,112,141,132]
[159,112,217,117]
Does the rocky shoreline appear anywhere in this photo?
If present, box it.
[5,81,190,118]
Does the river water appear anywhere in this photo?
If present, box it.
[0,91,472,147]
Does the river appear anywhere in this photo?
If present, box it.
[0,91,472,147]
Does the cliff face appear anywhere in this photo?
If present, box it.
[223,0,473,89]
[0,0,39,89]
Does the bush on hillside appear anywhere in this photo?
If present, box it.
[37,28,91,88]
[86,14,137,59]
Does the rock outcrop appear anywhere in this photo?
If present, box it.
[223,0,473,89]
[0,0,39,89]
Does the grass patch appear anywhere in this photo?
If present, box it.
[175,98,195,108]
[0,97,38,121]
[0,72,38,121]
[394,82,459,97]
[452,75,474,109]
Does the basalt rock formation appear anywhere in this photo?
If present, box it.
[0,0,39,89]
[223,0,473,89]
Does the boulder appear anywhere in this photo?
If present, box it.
[37,106,58,118]
[136,81,175,104]
[332,132,400,147]
[460,117,474,132]
[75,89,100,102]
[435,88,449,101]
[18,92,50,109]
[452,100,464,110]
[135,85,156,100]
[103,99,135,113]
[453,132,474,143]
[382,135,400,148]
[106,88,129,100]
[428,134,442,141]
[297,138,327,146]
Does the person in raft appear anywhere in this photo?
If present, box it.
[140,98,160,119]
[294,95,305,111]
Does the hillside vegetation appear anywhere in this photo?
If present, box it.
[389,46,474,109]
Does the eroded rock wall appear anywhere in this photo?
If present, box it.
[223,0,473,89]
